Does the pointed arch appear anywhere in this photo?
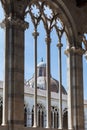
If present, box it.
[63,108,68,129]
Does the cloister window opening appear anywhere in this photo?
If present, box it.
[30,108,33,126]
[63,108,68,129]
[25,1,67,88]
[24,0,68,129]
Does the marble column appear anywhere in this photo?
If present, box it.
[45,35,51,128]
[65,46,85,130]
[57,42,63,129]
[2,15,28,129]
[32,29,39,127]
[65,47,73,129]
[2,69,8,126]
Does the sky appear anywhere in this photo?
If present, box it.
[0,2,87,100]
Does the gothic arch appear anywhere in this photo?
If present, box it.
[24,0,77,46]
[51,106,59,128]
[31,103,46,127]
[63,108,68,129]
[23,0,84,129]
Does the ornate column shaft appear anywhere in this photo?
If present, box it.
[65,47,73,130]
[45,34,51,128]
[57,42,63,129]
[32,28,39,127]
[65,46,85,130]
[1,15,28,129]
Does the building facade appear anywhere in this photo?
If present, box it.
[0,61,87,129]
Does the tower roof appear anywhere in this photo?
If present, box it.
[37,59,46,68]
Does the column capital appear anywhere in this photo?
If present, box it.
[57,42,63,48]
[45,37,51,45]
[1,17,29,30]
[32,30,39,37]
[65,46,85,56]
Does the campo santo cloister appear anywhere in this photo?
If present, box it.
[0,0,87,130]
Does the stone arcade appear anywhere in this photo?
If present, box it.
[0,0,87,130]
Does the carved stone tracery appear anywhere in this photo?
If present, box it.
[26,0,65,35]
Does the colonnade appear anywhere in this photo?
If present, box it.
[0,0,85,130]
[24,105,68,129]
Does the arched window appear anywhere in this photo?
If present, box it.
[57,112,59,128]
[38,109,40,127]
[51,106,59,128]
[25,1,68,128]
[42,111,44,127]
[51,110,53,128]
[54,111,57,128]
[63,108,68,129]
[24,105,27,127]
[31,107,34,126]
[31,104,45,127]
[37,103,45,127]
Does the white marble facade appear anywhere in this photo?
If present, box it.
[0,61,87,129]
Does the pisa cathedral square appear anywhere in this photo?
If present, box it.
[0,0,87,130]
